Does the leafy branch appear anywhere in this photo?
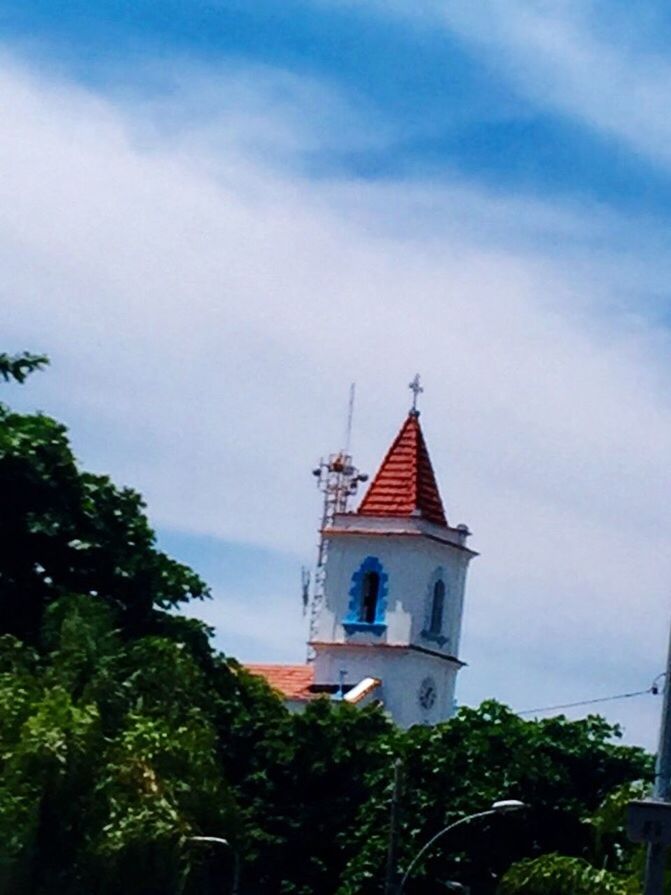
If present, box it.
[0,352,49,384]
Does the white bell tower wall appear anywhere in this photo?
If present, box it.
[311,513,476,727]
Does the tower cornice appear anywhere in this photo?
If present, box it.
[324,512,478,555]
[309,640,467,667]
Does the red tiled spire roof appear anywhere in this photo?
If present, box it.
[357,412,448,527]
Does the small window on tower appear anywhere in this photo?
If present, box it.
[429,580,445,634]
[360,571,380,623]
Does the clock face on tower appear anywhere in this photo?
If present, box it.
[418,676,437,711]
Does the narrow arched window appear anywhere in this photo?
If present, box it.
[429,580,445,634]
[360,571,380,623]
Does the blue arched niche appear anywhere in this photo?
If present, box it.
[343,556,388,635]
[421,566,449,647]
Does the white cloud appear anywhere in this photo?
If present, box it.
[3,53,671,746]
[330,0,671,170]
[447,1,671,164]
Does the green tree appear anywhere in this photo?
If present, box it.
[239,697,393,895]
[0,595,243,895]
[0,396,209,643]
[0,354,239,893]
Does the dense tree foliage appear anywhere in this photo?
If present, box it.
[501,854,639,895]
[339,706,652,895]
[0,356,656,894]
[0,400,208,642]
[499,782,650,894]
[0,593,391,894]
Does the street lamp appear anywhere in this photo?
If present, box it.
[398,799,526,893]
[190,836,230,846]
[188,836,239,895]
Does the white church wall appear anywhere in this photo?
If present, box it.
[315,528,471,655]
[312,643,459,727]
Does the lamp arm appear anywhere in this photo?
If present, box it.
[189,836,230,847]
[398,809,497,892]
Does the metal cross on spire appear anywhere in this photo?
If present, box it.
[408,373,423,415]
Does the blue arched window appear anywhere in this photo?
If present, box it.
[343,556,388,635]
[422,568,449,646]
[429,579,445,634]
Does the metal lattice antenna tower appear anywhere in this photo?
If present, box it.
[306,384,368,659]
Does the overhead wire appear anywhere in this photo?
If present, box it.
[518,673,665,717]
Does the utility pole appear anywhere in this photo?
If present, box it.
[384,759,403,895]
[643,619,671,895]
[231,850,241,895]
[629,619,671,893]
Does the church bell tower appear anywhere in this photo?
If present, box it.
[310,379,476,727]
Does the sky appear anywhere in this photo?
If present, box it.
[4,0,671,748]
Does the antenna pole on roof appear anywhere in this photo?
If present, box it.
[344,382,356,454]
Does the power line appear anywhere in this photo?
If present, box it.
[518,675,664,717]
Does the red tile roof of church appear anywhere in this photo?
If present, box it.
[245,663,315,701]
[357,412,448,527]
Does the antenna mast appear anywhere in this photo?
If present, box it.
[306,384,367,658]
[344,382,355,454]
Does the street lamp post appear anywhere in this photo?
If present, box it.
[397,800,526,894]
[188,836,240,895]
